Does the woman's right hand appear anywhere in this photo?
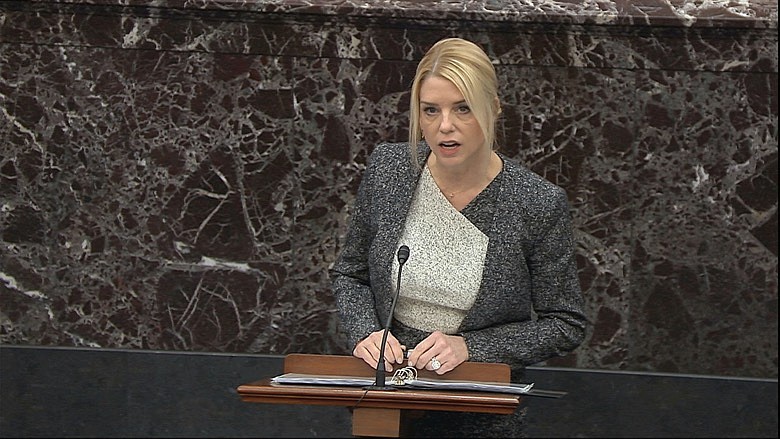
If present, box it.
[353,330,406,372]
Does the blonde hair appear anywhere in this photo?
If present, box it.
[408,37,501,165]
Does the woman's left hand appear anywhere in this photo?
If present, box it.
[407,331,469,375]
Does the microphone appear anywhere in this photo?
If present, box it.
[367,245,410,390]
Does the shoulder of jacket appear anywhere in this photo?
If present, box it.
[499,155,569,215]
[368,142,409,161]
[502,156,560,190]
[366,142,419,176]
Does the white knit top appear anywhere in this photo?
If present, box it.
[391,165,489,334]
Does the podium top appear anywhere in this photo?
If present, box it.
[237,354,520,416]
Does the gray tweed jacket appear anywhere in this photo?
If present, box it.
[331,142,587,373]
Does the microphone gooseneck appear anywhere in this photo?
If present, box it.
[370,245,410,390]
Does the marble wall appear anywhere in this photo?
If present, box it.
[0,0,777,378]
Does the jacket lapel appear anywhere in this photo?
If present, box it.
[459,156,526,330]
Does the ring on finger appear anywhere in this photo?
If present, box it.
[430,356,441,371]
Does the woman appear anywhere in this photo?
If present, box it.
[331,37,587,437]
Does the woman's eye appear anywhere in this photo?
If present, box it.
[423,107,438,115]
[457,105,471,114]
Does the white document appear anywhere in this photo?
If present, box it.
[269,371,561,397]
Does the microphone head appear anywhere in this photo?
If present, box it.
[397,245,410,264]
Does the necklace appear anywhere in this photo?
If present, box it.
[445,188,470,198]
[439,173,489,199]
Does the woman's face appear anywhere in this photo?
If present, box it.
[419,75,486,170]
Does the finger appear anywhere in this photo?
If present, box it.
[409,337,437,368]
[354,344,378,369]
[377,345,394,372]
[372,332,399,370]
[407,346,427,368]
[365,331,389,364]
[410,348,437,369]
[406,349,421,368]
[434,360,448,375]
[387,340,406,364]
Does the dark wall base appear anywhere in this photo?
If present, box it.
[0,346,351,438]
[1,346,776,437]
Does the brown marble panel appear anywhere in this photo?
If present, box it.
[0,0,777,379]
[629,69,777,376]
[495,64,640,369]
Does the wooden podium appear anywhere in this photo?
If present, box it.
[237,353,521,437]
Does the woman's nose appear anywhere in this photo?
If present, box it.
[439,111,455,132]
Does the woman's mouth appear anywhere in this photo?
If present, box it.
[439,141,460,149]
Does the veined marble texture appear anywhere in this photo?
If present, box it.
[0,0,777,378]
